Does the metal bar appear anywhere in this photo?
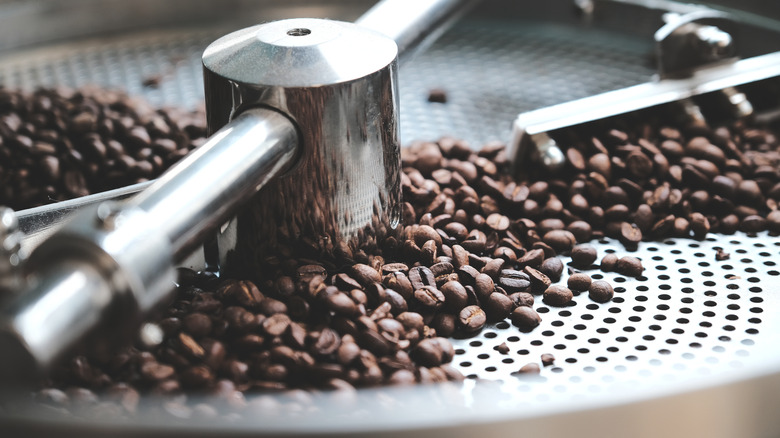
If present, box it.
[513,50,780,137]
[356,0,477,65]
[131,108,297,260]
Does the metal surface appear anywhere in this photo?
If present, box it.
[1,0,473,377]
[202,16,402,271]
[355,0,477,65]
[509,50,780,174]
[1,0,780,437]
[0,108,298,377]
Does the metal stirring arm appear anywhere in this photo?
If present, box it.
[0,0,476,380]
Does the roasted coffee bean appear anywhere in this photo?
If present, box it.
[616,256,643,278]
[540,353,555,366]
[542,229,576,254]
[408,266,436,289]
[567,273,592,291]
[440,280,468,311]
[498,269,531,292]
[509,292,534,308]
[524,266,551,293]
[517,362,541,375]
[600,253,618,272]
[482,292,513,321]
[538,257,564,281]
[588,280,614,303]
[412,337,454,367]
[542,285,573,307]
[413,286,445,309]
[458,305,487,333]
[618,222,643,249]
[511,306,541,331]
[570,244,598,269]
[496,342,510,354]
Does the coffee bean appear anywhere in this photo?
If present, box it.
[182,313,212,338]
[567,273,592,291]
[511,306,541,331]
[524,266,551,293]
[413,286,445,309]
[538,257,564,281]
[616,256,643,278]
[542,229,576,254]
[509,292,534,308]
[497,342,510,354]
[458,305,487,333]
[540,353,555,366]
[482,292,513,321]
[570,244,598,269]
[542,285,573,307]
[498,269,531,292]
[408,266,436,290]
[588,280,614,303]
[412,337,454,367]
[440,280,468,311]
[618,222,642,249]
[517,362,541,375]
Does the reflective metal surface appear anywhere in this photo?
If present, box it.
[0,108,298,377]
[356,0,477,65]
[509,50,780,175]
[203,18,401,272]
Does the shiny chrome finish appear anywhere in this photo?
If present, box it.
[655,10,736,78]
[356,0,476,65]
[509,50,780,175]
[203,18,401,271]
[0,109,298,377]
[0,208,23,296]
[133,108,298,259]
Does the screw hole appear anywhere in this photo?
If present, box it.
[287,28,311,37]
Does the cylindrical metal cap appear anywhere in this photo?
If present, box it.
[202,18,402,273]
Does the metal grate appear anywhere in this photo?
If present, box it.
[1,6,779,436]
[450,232,777,402]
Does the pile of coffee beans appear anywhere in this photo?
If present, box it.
[22,85,780,419]
[0,86,206,210]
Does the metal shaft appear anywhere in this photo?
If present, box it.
[1,0,474,380]
[132,108,297,260]
[356,0,476,65]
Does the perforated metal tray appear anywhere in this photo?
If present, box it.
[3,1,780,437]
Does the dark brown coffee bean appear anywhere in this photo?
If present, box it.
[350,263,382,286]
[499,269,530,292]
[458,305,487,333]
[408,266,436,289]
[486,213,510,231]
[542,229,576,254]
[570,244,598,268]
[616,256,643,278]
[542,285,573,307]
[588,280,614,303]
[496,342,510,354]
[618,222,643,249]
[511,306,541,331]
[182,313,212,338]
[440,280,468,311]
[538,257,564,281]
[473,273,495,298]
[413,286,445,309]
[541,353,555,366]
[509,292,534,308]
[517,362,541,375]
[483,292,513,321]
[524,266,551,293]
[516,248,545,268]
[567,273,592,291]
[412,337,453,367]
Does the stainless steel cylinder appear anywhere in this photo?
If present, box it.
[202,18,401,271]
